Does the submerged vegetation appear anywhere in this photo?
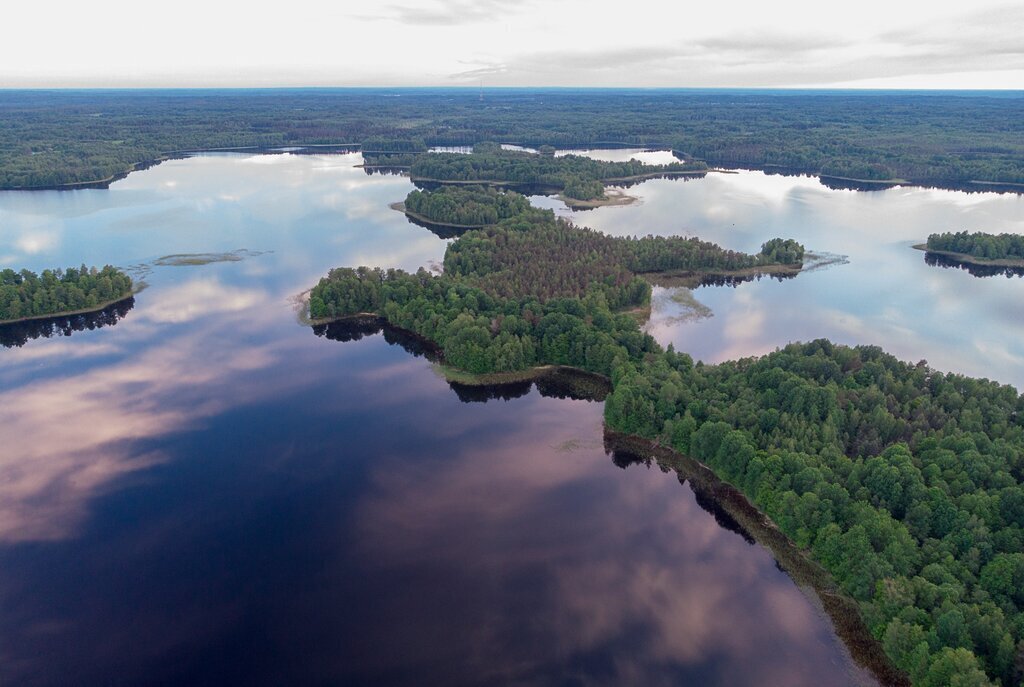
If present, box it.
[0,265,133,323]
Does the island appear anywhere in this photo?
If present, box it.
[0,265,134,324]
[395,185,533,230]
[310,196,1024,686]
[916,231,1024,268]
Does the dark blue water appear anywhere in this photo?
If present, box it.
[5,150,1021,685]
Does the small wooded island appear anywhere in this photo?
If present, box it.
[310,184,1024,687]
[397,185,533,229]
[916,231,1024,268]
[0,265,133,324]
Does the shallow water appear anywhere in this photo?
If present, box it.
[2,150,1021,685]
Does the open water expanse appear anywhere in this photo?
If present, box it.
[1,150,1021,685]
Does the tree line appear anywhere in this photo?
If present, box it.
[0,265,133,322]
[3,90,1023,190]
[927,232,1024,262]
[408,145,705,200]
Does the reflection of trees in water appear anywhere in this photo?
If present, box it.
[401,212,471,239]
[312,319,610,404]
[0,297,134,348]
[604,444,756,545]
[313,317,439,360]
[924,251,1024,279]
[448,380,533,403]
[695,271,798,288]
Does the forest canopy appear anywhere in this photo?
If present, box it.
[5,89,1022,190]
[605,341,1024,687]
[0,265,133,322]
[308,208,802,375]
[409,147,705,200]
[403,186,532,226]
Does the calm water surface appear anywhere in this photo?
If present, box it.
[2,150,1021,685]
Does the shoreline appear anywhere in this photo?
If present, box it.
[604,431,908,687]
[304,313,908,685]
[4,144,361,191]
[642,261,805,288]
[388,202,488,230]
[0,293,135,326]
[912,243,1024,268]
[9,146,1023,196]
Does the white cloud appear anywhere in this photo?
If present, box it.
[1,0,1021,88]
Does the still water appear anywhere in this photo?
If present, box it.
[0,151,1021,685]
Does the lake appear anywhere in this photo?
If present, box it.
[1,150,1021,685]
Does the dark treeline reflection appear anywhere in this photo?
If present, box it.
[313,317,439,360]
[924,251,1024,279]
[312,318,610,403]
[693,272,798,288]
[448,370,610,404]
[607,446,756,546]
[0,297,134,348]
[401,212,470,239]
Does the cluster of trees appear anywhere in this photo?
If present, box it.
[605,341,1024,686]
[0,265,133,322]
[308,265,658,375]
[403,186,531,226]
[758,238,806,265]
[409,147,705,200]
[441,208,803,303]
[309,207,797,374]
[926,232,1024,262]
[3,90,1023,189]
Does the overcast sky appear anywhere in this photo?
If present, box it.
[3,0,1023,89]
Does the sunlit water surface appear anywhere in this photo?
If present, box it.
[2,150,1021,685]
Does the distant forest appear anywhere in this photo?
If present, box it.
[2,89,1023,189]
[409,144,704,200]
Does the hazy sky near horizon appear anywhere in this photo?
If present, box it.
[4,0,1023,89]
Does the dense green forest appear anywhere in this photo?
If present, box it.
[309,208,800,374]
[311,201,1024,685]
[926,232,1024,262]
[403,186,532,226]
[442,210,802,302]
[3,89,1023,190]
[605,342,1024,686]
[0,265,133,322]
[409,145,705,200]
